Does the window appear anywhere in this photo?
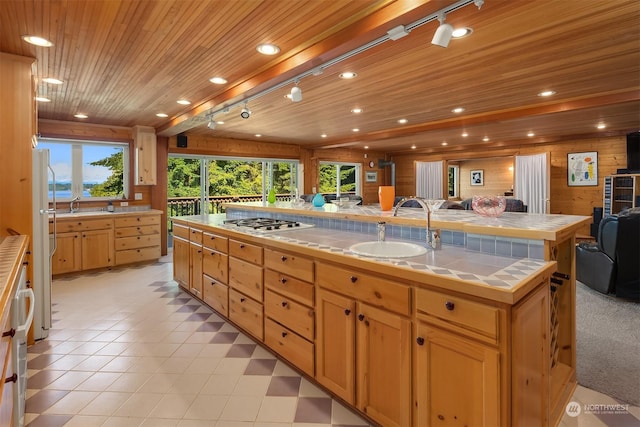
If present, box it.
[38,138,130,200]
[448,165,459,198]
[319,161,360,195]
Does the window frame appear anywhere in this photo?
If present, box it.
[318,161,361,196]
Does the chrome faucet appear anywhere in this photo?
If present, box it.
[392,197,441,250]
[70,195,81,213]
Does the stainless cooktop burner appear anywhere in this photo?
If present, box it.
[223,217,314,233]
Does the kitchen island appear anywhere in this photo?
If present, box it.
[172,203,590,427]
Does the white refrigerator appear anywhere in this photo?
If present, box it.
[32,148,56,340]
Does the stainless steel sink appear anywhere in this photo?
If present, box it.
[349,241,427,258]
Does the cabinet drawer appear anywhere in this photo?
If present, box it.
[203,274,228,317]
[264,248,314,282]
[189,228,203,244]
[264,268,314,306]
[203,249,228,284]
[115,225,159,238]
[114,214,160,228]
[316,262,411,316]
[416,288,501,342]
[115,234,160,250]
[229,257,263,302]
[203,232,228,253]
[229,240,263,265]
[265,288,314,340]
[265,317,314,377]
[229,289,263,340]
[115,246,160,265]
[173,223,190,240]
[55,218,113,232]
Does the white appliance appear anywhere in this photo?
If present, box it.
[32,148,56,340]
[11,265,35,427]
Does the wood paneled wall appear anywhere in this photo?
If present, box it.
[457,157,514,200]
[392,135,627,220]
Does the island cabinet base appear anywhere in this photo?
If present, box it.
[171,218,571,427]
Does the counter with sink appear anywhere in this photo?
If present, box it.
[172,204,585,426]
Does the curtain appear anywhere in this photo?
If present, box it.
[515,153,549,213]
[416,161,443,198]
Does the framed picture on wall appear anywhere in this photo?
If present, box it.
[568,151,598,186]
[471,169,484,186]
[365,171,378,182]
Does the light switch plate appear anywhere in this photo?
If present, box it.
[134,192,143,200]
[120,201,129,207]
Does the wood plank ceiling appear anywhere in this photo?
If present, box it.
[1,0,639,155]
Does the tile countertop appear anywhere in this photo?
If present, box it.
[0,235,29,321]
[173,214,556,304]
[223,201,591,242]
[54,209,164,219]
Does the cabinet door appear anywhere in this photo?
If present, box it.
[356,303,411,427]
[414,323,500,427]
[52,232,81,274]
[133,125,157,185]
[81,229,114,270]
[190,242,203,298]
[172,237,190,288]
[315,289,355,403]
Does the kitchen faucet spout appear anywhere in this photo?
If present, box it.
[392,197,441,250]
[70,195,81,213]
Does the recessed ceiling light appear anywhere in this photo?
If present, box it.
[321,134,327,138]
[482,136,490,142]
[452,27,473,38]
[216,120,225,125]
[177,99,191,105]
[596,123,606,129]
[35,96,51,102]
[22,35,53,47]
[441,142,448,146]
[364,145,369,149]
[256,43,280,55]
[209,77,228,85]
[339,71,357,79]
[411,145,417,149]
[538,90,556,97]
[352,128,360,132]
[351,108,363,114]
[42,77,63,84]
[397,119,408,124]
[527,131,535,137]
[255,134,262,137]
[74,114,88,119]
[156,113,168,118]
[452,107,465,114]
[462,131,469,137]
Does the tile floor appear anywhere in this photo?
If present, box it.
[24,255,640,427]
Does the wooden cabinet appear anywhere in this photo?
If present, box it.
[52,218,114,274]
[316,263,411,427]
[603,174,640,215]
[172,233,190,288]
[414,287,505,427]
[264,248,315,376]
[228,239,264,340]
[133,125,157,185]
[202,231,229,316]
[189,228,203,299]
[114,213,161,265]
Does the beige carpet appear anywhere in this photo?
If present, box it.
[576,281,640,406]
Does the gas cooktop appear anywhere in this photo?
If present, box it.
[223,217,314,233]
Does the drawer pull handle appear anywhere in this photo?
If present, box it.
[281,301,288,307]
[344,309,351,316]
[240,297,246,302]
[281,332,288,338]
[240,244,245,249]
[445,301,455,311]
[416,337,425,346]
[281,256,287,262]
[350,276,357,283]
[4,374,17,384]
[358,313,365,321]
[2,328,15,338]
[280,277,287,284]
